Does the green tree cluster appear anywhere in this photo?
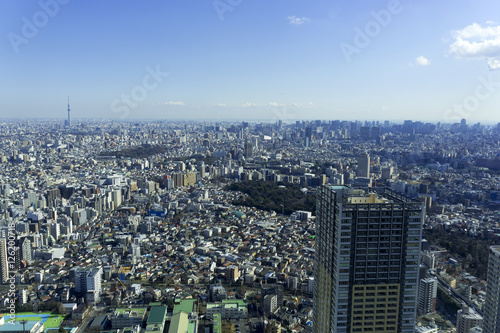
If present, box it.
[424,228,491,280]
[99,144,168,158]
[225,180,316,215]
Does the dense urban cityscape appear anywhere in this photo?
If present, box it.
[3,0,500,331]
[0,118,498,333]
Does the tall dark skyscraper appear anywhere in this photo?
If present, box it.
[483,245,500,332]
[356,152,370,178]
[0,238,8,284]
[314,185,423,333]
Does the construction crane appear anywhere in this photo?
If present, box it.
[115,277,126,288]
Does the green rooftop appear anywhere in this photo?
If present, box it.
[222,299,247,306]
[207,299,247,311]
[231,211,246,218]
[173,299,195,315]
[114,308,146,316]
[213,313,222,333]
[168,312,189,333]
[147,306,167,324]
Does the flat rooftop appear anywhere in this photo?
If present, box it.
[147,306,167,324]
[173,300,195,315]
[327,185,423,207]
[114,308,146,316]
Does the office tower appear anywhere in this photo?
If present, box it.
[12,247,21,269]
[26,191,37,208]
[356,153,370,178]
[20,289,28,304]
[72,208,87,226]
[457,305,482,333]
[209,283,227,302]
[263,294,278,315]
[45,188,61,208]
[244,140,253,158]
[371,126,380,140]
[418,277,437,314]
[21,238,32,264]
[227,265,239,282]
[130,244,141,259]
[305,126,313,138]
[0,183,10,196]
[360,126,370,140]
[58,216,73,234]
[382,166,394,181]
[483,246,500,332]
[50,222,61,241]
[261,285,284,311]
[314,185,423,333]
[75,267,103,301]
[0,238,9,283]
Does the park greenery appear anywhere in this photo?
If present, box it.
[424,227,493,280]
[225,180,316,215]
[436,288,460,314]
[99,144,169,159]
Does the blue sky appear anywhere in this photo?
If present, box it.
[1,0,500,123]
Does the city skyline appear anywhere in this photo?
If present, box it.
[1,1,500,122]
[0,115,497,331]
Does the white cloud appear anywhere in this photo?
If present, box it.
[288,16,310,25]
[162,101,185,106]
[239,101,314,109]
[241,102,259,108]
[268,102,286,107]
[448,23,500,70]
[414,56,430,66]
[216,103,227,107]
[291,102,315,109]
